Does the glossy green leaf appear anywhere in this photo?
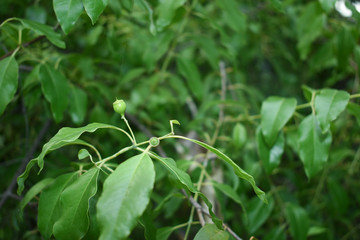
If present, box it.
[0,55,18,115]
[53,168,99,240]
[347,102,360,126]
[83,0,109,24]
[97,153,155,240]
[315,89,350,132]
[232,123,247,149]
[298,115,332,179]
[285,204,309,240]
[260,96,297,146]
[53,0,83,34]
[148,152,223,229]
[194,224,229,240]
[15,18,65,48]
[246,196,274,234]
[38,172,78,239]
[256,128,284,174]
[169,135,267,203]
[216,0,246,33]
[177,56,204,100]
[39,63,70,123]
[69,85,88,125]
[156,0,185,31]
[19,178,54,213]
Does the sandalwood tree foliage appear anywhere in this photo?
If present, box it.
[1,0,360,239]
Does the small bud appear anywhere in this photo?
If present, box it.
[113,99,126,117]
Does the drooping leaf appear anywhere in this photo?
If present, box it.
[232,123,247,149]
[38,172,78,239]
[156,0,186,31]
[69,85,88,125]
[0,55,18,115]
[285,204,309,240]
[298,115,332,179]
[19,178,54,213]
[246,196,274,234]
[83,0,109,24]
[53,168,99,240]
[177,56,204,100]
[97,153,155,240]
[15,18,65,48]
[53,0,83,34]
[194,224,229,240]
[149,152,223,229]
[347,102,360,126]
[39,63,70,123]
[256,128,284,174]
[168,135,267,203]
[260,96,297,146]
[314,89,350,133]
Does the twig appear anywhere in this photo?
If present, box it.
[0,35,45,61]
[0,119,51,208]
[182,190,243,240]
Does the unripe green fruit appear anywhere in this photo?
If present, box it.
[113,99,126,117]
[149,137,160,147]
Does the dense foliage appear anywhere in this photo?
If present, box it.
[1,0,360,239]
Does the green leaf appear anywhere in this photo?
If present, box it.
[319,0,336,12]
[327,178,349,215]
[17,159,38,195]
[138,0,156,35]
[194,224,229,240]
[301,85,317,102]
[260,96,297,146]
[69,85,88,125]
[97,153,155,240]
[138,207,157,240]
[177,56,204,100]
[169,135,267,203]
[38,172,78,239]
[256,128,284,174]
[53,0,83,34]
[156,227,174,240]
[15,18,65,48]
[215,0,246,33]
[246,196,274,234]
[211,181,246,220]
[232,123,247,149]
[39,63,70,123]
[83,0,109,24]
[19,178,54,213]
[53,168,100,240]
[0,55,18,115]
[121,0,134,12]
[347,102,360,126]
[78,149,91,160]
[155,0,186,31]
[315,89,350,133]
[285,204,309,240]
[148,152,223,229]
[298,115,332,179]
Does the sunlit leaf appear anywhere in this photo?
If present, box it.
[314,89,350,133]
[260,96,297,146]
[97,153,155,240]
[83,0,109,24]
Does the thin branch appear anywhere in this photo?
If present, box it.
[182,190,243,240]
[0,119,51,208]
[0,35,45,61]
